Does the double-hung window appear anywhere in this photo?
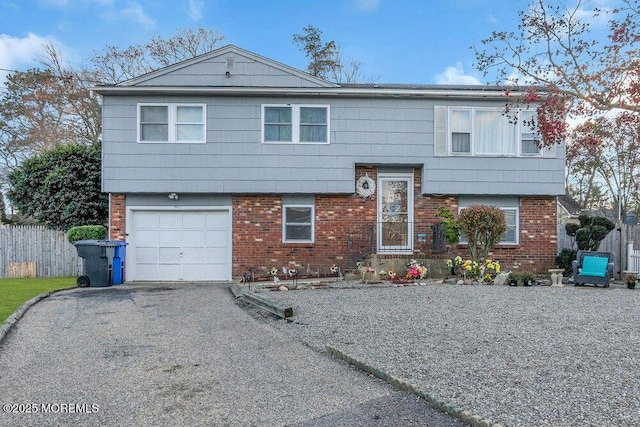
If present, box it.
[500,208,519,244]
[263,105,329,144]
[448,107,540,156]
[283,205,314,243]
[458,205,519,245]
[138,103,206,143]
[520,109,542,156]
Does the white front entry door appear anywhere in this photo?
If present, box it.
[129,210,231,281]
[377,173,414,253]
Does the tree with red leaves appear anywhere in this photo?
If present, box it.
[474,0,640,147]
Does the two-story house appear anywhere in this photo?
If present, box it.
[95,45,564,282]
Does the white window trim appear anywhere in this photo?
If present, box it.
[282,204,315,243]
[262,104,330,144]
[457,206,519,245]
[448,107,541,157]
[137,103,207,144]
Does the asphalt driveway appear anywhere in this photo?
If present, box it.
[0,283,462,427]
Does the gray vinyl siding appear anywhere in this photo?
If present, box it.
[101,95,565,196]
[135,56,328,88]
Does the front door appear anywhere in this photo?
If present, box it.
[377,173,413,252]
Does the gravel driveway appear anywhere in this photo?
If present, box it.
[258,282,640,427]
[0,283,462,427]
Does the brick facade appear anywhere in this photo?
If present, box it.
[108,167,558,279]
[109,193,126,241]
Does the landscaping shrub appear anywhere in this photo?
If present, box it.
[556,248,577,275]
[458,205,506,264]
[67,225,106,243]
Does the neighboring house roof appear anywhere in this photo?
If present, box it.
[558,195,584,216]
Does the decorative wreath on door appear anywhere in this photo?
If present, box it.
[355,175,376,200]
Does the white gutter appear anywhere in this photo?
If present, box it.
[92,86,522,99]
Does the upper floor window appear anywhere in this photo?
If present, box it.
[263,105,329,144]
[448,107,540,156]
[138,103,206,143]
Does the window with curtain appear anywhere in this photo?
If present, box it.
[450,109,471,153]
[449,107,540,156]
[263,105,329,144]
[139,103,205,143]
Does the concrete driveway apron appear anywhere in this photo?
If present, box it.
[0,283,463,426]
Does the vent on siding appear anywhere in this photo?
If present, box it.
[226,57,235,70]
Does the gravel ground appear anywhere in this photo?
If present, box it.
[254,281,640,427]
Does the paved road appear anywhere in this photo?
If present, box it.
[0,283,463,426]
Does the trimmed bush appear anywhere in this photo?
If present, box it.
[67,225,106,243]
[556,248,577,275]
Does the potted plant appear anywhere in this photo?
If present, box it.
[520,271,535,286]
[622,271,637,290]
[508,272,520,286]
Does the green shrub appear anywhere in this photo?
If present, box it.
[556,248,577,275]
[67,225,106,243]
[458,205,506,264]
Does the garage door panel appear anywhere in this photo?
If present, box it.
[159,213,182,229]
[183,230,206,246]
[183,214,206,229]
[136,230,159,246]
[131,209,231,281]
[205,264,228,278]
[135,212,159,229]
[158,264,181,281]
[159,230,182,245]
[136,247,158,263]
[159,247,181,263]
[206,247,228,260]
[182,247,205,262]
[206,230,229,246]
[137,264,159,281]
[182,265,205,281]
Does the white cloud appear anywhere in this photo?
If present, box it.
[188,0,204,20]
[0,33,54,81]
[435,63,482,85]
[120,2,155,29]
[353,0,380,11]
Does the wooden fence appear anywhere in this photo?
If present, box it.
[558,223,640,278]
[0,225,82,278]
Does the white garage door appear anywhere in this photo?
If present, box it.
[130,210,231,281]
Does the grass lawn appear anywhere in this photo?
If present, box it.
[0,277,76,324]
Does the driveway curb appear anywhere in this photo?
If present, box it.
[326,344,505,427]
[0,286,77,345]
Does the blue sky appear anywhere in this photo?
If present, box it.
[0,0,616,85]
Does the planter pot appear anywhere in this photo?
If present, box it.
[509,280,518,286]
[628,282,636,290]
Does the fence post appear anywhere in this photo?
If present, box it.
[628,241,635,273]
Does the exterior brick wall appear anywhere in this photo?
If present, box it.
[109,193,126,241]
[110,168,558,279]
[231,168,558,277]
